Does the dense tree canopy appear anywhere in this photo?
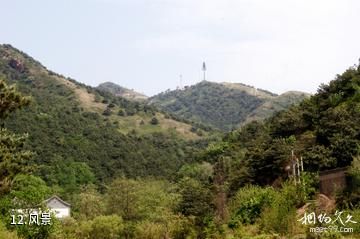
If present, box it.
[0,79,32,195]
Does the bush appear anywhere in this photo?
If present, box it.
[9,174,50,208]
[337,156,360,208]
[150,117,159,125]
[102,108,112,116]
[14,214,58,239]
[260,182,298,235]
[117,109,125,116]
[90,215,124,239]
[229,185,276,227]
[76,215,124,239]
[0,221,18,239]
[134,221,167,239]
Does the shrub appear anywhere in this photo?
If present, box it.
[260,182,298,235]
[337,156,360,208]
[90,215,124,239]
[150,117,159,125]
[117,109,125,116]
[0,221,19,239]
[229,185,276,227]
[76,215,124,239]
[134,221,167,239]
[102,108,112,116]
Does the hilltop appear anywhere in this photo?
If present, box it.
[149,81,309,131]
[97,82,148,101]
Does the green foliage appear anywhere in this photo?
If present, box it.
[0,79,30,119]
[297,172,319,203]
[14,214,57,239]
[2,43,360,239]
[177,177,214,224]
[133,216,197,239]
[39,159,95,196]
[72,186,106,220]
[229,185,276,227]
[72,215,124,239]
[149,117,159,125]
[107,178,180,221]
[88,215,124,239]
[207,63,360,186]
[150,81,307,131]
[102,107,112,116]
[337,156,360,208]
[150,81,265,131]
[0,47,205,184]
[0,45,211,191]
[117,109,125,116]
[0,220,19,239]
[133,221,167,239]
[178,162,213,183]
[9,174,50,207]
[260,183,298,235]
[0,128,33,196]
[0,79,32,196]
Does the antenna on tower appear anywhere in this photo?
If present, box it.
[202,61,206,81]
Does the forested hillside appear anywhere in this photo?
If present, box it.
[0,44,209,185]
[207,62,360,193]
[1,44,359,238]
[149,81,308,131]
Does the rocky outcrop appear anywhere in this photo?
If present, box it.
[8,58,25,73]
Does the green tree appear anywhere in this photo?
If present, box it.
[0,79,30,120]
[73,186,105,220]
[0,79,32,195]
[107,178,140,220]
[177,177,213,224]
[9,174,50,208]
[107,178,180,222]
[89,215,124,239]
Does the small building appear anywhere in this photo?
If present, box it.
[43,196,71,219]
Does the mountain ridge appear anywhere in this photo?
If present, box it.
[0,43,208,183]
[97,81,148,101]
[148,81,309,131]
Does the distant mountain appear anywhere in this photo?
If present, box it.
[0,44,207,183]
[242,90,310,125]
[97,82,148,101]
[149,81,309,131]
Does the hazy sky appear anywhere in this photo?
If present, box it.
[1,0,360,96]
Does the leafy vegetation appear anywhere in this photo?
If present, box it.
[150,81,308,131]
[0,44,359,238]
[0,44,210,188]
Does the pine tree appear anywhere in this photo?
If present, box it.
[0,79,32,195]
[0,80,30,120]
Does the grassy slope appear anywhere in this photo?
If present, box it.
[97,81,148,101]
